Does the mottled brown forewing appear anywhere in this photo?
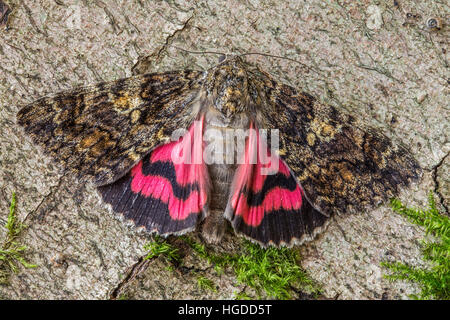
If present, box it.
[17,70,204,186]
[248,66,421,216]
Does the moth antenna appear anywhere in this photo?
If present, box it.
[238,52,321,75]
[172,46,321,75]
[170,46,238,70]
[171,46,229,57]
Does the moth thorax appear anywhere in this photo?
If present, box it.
[206,59,249,119]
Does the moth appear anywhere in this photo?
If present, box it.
[17,56,421,247]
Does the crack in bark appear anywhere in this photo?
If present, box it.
[109,256,149,299]
[22,173,68,224]
[132,12,194,74]
[156,13,194,59]
[332,216,351,243]
[22,2,47,37]
[432,152,449,214]
[108,238,213,299]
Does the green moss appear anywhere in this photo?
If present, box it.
[181,237,234,274]
[165,265,175,273]
[233,291,252,300]
[381,192,449,300]
[143,235,321,299]
[182,237,321,300]
[0,192,37,284]
[143,235,180,264]
[233,241,320,299]
[117,293,131,300]
[196,275,216,292]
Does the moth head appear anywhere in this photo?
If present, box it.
[206,56,249,119]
